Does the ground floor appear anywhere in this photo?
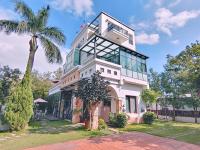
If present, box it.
[48,82,147,124]
[26,132,200,150]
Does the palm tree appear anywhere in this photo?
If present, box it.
[0,1,66,73]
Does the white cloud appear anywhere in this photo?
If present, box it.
[50,0,94,16]
[0,32,66,73]
[169,0,182,7]
[155,8,200,36]
[171,39,179,44]
[135,32,160,45]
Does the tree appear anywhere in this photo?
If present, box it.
[4,68,33,131]
[161,55,184,121]
[141,89,160,107]
[148,68,162,117]
[0,66,21,104]
[31,70,52,100]
[0,1,66,73]
[76,71,110,130]
[170,41,200,123]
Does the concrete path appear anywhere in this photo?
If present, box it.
[26,132,200,150]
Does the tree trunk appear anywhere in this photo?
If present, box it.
[156,102,158,119]
[85,103,99,130]
[172,106,176,121]
[25,37,38,73]
[194,108,198,123]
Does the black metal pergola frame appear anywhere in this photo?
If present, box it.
[79,33,148,65]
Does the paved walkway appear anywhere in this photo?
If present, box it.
[26,132,200,150]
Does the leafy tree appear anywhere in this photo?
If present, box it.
[31,70,52,100]
[148,68,162,117]
[0,1,66,73]
[76,71,110,130]
[4,68,33,131]
[170,41,200,123]
[161,55,184,121]
[0,66,21,104]
[141,89,160,107]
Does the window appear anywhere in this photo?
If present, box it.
[129,34,133,45]
[126,97,131,113]
[107,69,111,74]
[100,68,104,73]
[81,73,83,77]
[114,71,117,75]
[85,71,87,75]
[89,69,92,74]
[74,75,75,79]
[126,96,137,113]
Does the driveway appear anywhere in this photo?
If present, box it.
[26,132,200,150]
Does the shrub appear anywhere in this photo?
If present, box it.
[116,113,127,128]
[98,118,107,130]
[109,112,116,126]
[4,70,33,131]
[143,111,156,124]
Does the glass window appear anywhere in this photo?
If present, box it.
[107,69,111,74]
[126,96,131,113]
[114,71,117,75]
[126,96,137,113]
[100,68,104,73]
[129,34,133,45]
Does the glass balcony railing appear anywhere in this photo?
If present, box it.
[107,23,128,36]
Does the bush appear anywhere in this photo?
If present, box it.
[116,113,127,128]
[98,118,107,130]
[109,112,116,126]
[4,70,33,131]
[143,111,156,124]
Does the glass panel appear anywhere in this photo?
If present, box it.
[121,68,127,76]
[126,96,131,113]
[130,96,137,113]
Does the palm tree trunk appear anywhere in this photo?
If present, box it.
[25,36,38,72]
[172,106,176,121]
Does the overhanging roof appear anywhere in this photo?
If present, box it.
[79,34,149,59]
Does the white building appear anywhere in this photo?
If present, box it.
[49,12,149,123]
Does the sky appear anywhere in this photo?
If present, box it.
[0,0,200,73]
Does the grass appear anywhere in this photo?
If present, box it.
[0,120,112,150]
[120,119,200,145]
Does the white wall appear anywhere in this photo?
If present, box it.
[99,13,136,51]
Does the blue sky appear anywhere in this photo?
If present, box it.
[0,0,200,73]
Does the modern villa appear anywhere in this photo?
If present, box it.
[48,12,149,123]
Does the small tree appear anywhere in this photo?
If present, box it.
[76,71,110,130]
[141,89,160,107]
[4,69,33,131]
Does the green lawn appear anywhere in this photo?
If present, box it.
[120,120,200,145]
[0,120,112,150]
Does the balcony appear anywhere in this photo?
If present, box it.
[105,23,128,43]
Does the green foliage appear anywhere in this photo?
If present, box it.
[116,113,127,128]
[31,70,52,100]
[76,71,110,120]
[109,112,116,126]
[143,111,156,124]
[4,70,33,131]
[0,66,21,104]
[98,118,107,130]
[141,89,160,106]
[148,68,161,93]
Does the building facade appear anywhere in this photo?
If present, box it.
[48,12,149,123]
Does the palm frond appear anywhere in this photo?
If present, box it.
[36,6,50,29]
[0,20,19,34]
[15,1,35,22]
[40,27,66,45]
[39,36,63,64]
